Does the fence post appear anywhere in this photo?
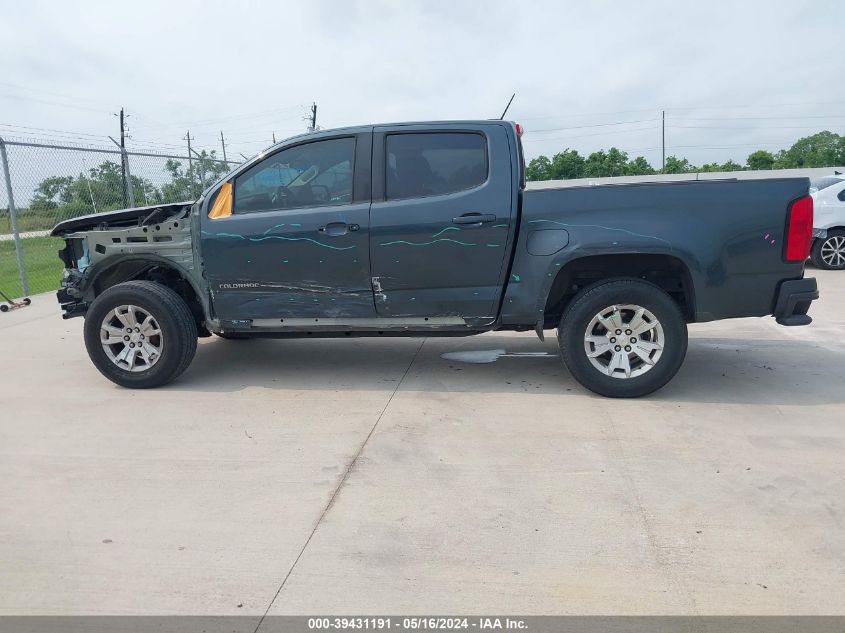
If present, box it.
[190,148,206,193]
[109,136,136,207]
[0,136,30,297]
[123,148,137,207]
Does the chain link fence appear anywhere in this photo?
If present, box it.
[0,138,240,298]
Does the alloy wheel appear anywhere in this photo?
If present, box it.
[821,235,845,268]
[100,304,164,372]
[583,304,665,379]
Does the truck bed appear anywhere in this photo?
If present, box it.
[502,177,810,325]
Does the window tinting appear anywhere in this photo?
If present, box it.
[233,137,355,213]
[385,133,487,200]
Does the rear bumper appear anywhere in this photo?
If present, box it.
[774,278,818,326]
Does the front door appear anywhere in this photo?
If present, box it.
[369,125,515,319]
[201,133,375,321]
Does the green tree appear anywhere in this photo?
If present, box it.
[550,149,585,180]
[720,159,744,172]
[158,150,230,201]
[158,159,196,202]
[30,176,74,210]
[526,155,552,181]
[584,147,628,177]
[662,156,693,174]
[746,150,775,171]
[773,131,845,168]
[25,160,162,229]
[625,156,655,176]
[698,162,722,173]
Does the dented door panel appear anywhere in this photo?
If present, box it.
[201,203,374,320]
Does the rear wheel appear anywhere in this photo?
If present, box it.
[558,279,688,398]
[83,281,198,388]
[811,230,845,270]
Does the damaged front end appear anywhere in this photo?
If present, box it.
[52,202,196,319]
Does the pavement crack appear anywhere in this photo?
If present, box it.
[253,338,426,632]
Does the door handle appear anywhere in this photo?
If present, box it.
[452,213,496,225]
[318,222,358,236]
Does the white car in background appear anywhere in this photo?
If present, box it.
[809,174,845,269]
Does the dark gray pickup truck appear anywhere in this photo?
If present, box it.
[52,120,818,397]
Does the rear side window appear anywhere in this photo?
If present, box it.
[385,132,487,200]
[809,177,844,193]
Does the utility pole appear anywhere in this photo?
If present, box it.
[307,102,317,132]
[184,130,196,196]
[661,109,666,173]
[114,107,130,206]
[219,131,227,162]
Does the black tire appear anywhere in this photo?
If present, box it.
[83,280,198,388]
[23,298,31,305]
[810,229,845,270]
[0,304,8,313]
[557,279,688,398]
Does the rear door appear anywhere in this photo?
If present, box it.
[369,124,515,318]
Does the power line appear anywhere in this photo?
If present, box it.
[0,91,111,114]
[131,104,310,131]
[528,118,661,133]
[517,107,661,121]
[669,114,845,121]
[0,123,108,139]
[669,124,845,130]
[522,125,661,142]
[516,100,845,124]
[0,80,110,107]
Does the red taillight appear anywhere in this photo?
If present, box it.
[515,123,524,137]
[785,195,813,261]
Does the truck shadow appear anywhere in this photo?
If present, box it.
[171,333,845,406]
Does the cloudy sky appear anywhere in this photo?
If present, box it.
[1,0,844,167]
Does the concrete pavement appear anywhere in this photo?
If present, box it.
[1,270,844,616]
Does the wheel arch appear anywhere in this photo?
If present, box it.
[541,253,695,327]
[83,255,210,334]
[817,225,845,234]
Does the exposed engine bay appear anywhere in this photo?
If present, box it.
[53,202,199,319]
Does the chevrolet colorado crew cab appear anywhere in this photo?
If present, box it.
[52,120,819,397]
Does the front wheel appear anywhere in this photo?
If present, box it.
[558,279,688,398]
[811,230,845,270]
[83,281,198,388]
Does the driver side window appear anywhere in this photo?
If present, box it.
[233,137,355,213]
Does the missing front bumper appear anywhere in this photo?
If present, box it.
[56,286,86,319]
